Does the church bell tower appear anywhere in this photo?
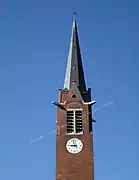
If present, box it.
[53,14,96,180]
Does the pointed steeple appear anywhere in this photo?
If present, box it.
[64,13,86,92]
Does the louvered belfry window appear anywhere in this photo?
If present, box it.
[67,109,83,134]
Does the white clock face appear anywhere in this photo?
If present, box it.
[66,138,83,154]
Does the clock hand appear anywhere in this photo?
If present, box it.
[70,144,76,148]
[73,140,77,148]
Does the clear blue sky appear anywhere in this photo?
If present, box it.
[0,0,138,179]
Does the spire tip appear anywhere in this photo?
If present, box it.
[73,12,76,21]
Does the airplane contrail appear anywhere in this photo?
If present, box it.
[94,100,114,112]
[30,124,67,144]
[103,100,113,107]
[30,100,114,144]
[30,135,44,144]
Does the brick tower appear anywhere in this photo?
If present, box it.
[53,14,96,180]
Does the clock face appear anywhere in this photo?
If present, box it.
[66,138,83,154]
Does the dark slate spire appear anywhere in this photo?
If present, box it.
[64,13,86,92]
